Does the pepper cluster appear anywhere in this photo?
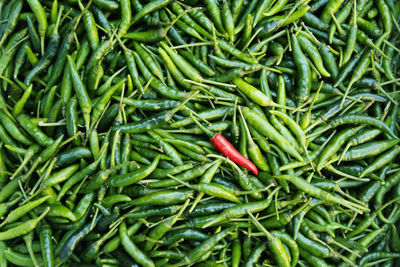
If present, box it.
[0,0,399,266]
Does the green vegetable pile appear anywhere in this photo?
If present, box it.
[0,0,399,266]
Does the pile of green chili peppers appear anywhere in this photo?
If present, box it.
[0,0,400,266]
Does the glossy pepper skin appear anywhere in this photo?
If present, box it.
[212,133,258,175]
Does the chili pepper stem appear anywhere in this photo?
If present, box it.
[28,158,58,198]
[165,90,200,121]
[171,42,213,49]
[10,147,38,180]
[247,211,273,240]
[167,174,191,188]
[329,237,360,257]
[325,165,367,182]
[268,102,296,111]
[377,86,398,105]
[182,78,235,89]
[334,185,367,206]
[201,186,280,229]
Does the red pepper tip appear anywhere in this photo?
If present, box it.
[250,166,258,175]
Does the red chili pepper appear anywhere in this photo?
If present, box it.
[212,133,258,175]
[188,113,258,175]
